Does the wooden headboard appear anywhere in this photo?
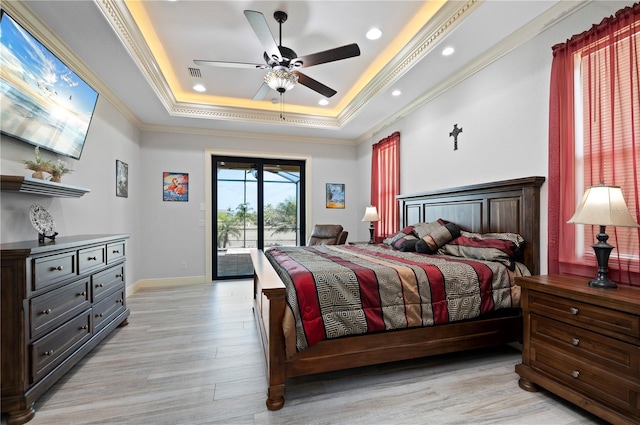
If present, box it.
[397,176,545,275]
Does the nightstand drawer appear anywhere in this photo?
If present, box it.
[531,343,640,415]
[531,314,639,378]
[29,278,91,339]
[527,291,640,339]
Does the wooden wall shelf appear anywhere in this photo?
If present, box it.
[0,175,90,198]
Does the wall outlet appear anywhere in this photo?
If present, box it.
[180,261,187,270]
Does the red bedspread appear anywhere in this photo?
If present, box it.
[265,244,525,352]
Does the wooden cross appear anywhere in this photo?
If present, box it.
[449,124,463,150]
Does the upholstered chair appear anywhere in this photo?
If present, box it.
[307,224,348,245]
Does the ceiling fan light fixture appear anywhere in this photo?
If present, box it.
[264,67,298,93]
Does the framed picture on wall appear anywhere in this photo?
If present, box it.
[116,160,128,198]
[326,183,345,209]
[163,172,189,202]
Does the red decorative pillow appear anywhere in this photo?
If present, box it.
[438,231,524,268]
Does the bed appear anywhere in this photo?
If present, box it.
[251,176,545,410]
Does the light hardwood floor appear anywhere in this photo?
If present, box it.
[13,280,605,425]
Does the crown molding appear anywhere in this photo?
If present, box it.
[94,0,477,131]
[356,0,590,144]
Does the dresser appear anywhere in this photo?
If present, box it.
[515,275,640,425]
[1,234,130,425]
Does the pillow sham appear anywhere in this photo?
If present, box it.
[438,230,524,268]
[413,220,461,254]
[383,226,418,251]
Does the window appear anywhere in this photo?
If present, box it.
[371,132,400,242]
[548,3,640,286]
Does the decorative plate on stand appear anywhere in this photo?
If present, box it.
[29,204,58,242]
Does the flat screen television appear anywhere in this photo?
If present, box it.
[0,10,99,160]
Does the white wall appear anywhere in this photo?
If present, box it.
[356,0,635,275]
[0,97,142,286]
[138,131,358,280]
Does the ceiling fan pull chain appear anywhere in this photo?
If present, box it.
[280,92,285,120]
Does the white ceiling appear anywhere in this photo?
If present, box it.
[13,0,586,143]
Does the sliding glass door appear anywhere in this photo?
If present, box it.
[213,156,305,279]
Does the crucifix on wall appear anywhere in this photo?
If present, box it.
[449,124,463,150]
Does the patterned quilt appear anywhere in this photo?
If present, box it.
[265,244,525,352]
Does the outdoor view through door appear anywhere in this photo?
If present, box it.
[213,156,305,279]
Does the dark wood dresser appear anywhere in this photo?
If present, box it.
[1,234,130,424]
[515,274,640,425]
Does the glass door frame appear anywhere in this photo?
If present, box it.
[211,154,306,280]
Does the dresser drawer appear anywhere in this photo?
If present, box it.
[92,265,125,302]
[527,291,640,339]
[531,342,640,416]
[33,251,77,290]
[78,245,106,274]
[93,286,126,334]
[30,311,92,383]
[106,241,125,264]
[29,278,91,340]
[531,314,639,378]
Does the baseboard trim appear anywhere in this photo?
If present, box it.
[128,276,207,295]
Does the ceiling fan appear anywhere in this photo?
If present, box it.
[194,10,361,100]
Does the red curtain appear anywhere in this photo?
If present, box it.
[371,132,400,242]
[549,3,640,286]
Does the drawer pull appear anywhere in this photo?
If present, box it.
[569,307,579,315]
[87,256,97,261]
[116,274,123,278]
[96,313,103,318]
[80,325,88,330]
[51,265,64,271]
[571,337,580,346]
[112,249,120,254]
[41,308,52,315]
[97,284,104,288]
[116,299,123,304]
[571,370,580,378]
[78,291,87,296]
[44,350,54,356]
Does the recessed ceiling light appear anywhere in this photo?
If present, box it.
[392,90,401,97]
[318,99,329,106]
[366,28,382,40]
[442,46,455,56]
[193,84,206,92]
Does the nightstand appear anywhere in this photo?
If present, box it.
[515,275,640,425]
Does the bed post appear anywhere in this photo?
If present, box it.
[251,249,287,410]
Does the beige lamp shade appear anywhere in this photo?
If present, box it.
[361,206,380,222]
[567,185,639,228]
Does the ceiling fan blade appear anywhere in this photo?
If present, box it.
[294,71,337,98]
[252,82,271,100]
[294,43,360,68]
[194,60,267,69]
[244,10,282,63]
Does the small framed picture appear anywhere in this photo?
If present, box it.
[163,172,189,202]
[116,160,128,198]
[326,183,345,209]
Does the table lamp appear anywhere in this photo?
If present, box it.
[361,206,380,244]
[567,184,639,288]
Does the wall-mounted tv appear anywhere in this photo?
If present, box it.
[0,10,99,160]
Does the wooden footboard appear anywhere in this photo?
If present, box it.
[251,176,544,410]
[251,248,287,410]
